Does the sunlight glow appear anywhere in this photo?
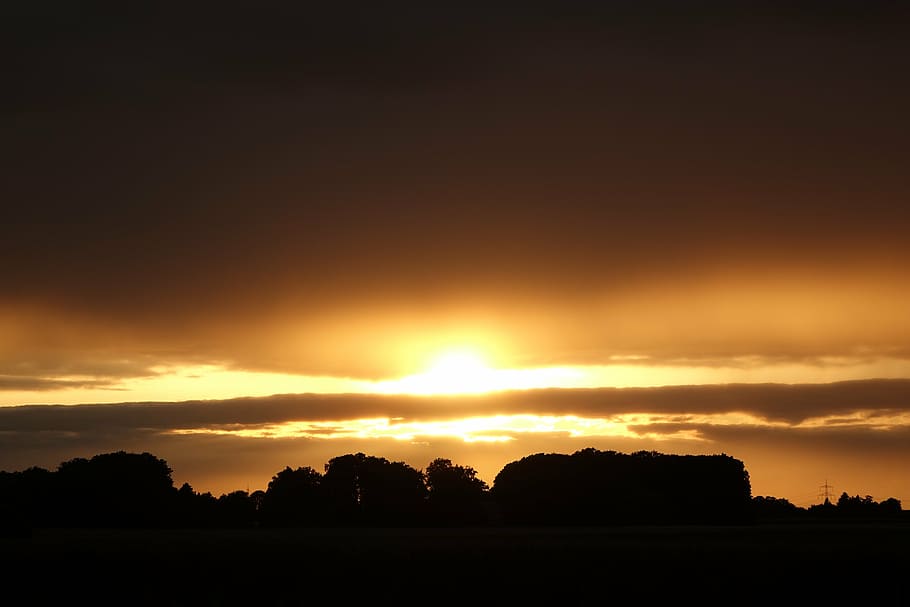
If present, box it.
[167,413,724,442]
[371,348,586,395]
[796,410,910,429]
[5,355,910,407]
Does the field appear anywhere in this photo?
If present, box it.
[4,522,908,605]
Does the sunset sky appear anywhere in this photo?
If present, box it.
[2,2,909,507]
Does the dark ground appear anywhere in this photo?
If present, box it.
[3,522,908,606]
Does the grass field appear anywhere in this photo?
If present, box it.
[4,522,908,605]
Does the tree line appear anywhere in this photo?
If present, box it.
[752,493,904,520]
[0,448,903,533]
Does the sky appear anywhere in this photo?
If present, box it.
[2,1,909,507]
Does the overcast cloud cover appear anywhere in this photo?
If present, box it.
[3,1,909,380]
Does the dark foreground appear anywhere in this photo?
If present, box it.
[3,522,908,606]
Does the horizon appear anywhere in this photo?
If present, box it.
[3,378,909,508]
[3,3,909,513]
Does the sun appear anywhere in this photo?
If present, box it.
[424,350,494,389]
[370,346,590,395]
[376,349,497,395]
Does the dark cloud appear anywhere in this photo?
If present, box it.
[2,4,908,348]
[694,423,910,454]
[0,375,118,391]
[556,379,910,423]
[2,378,908,437]
[0,354,161,384]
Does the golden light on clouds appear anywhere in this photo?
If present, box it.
[5,355,910,407]
[167,414,686,442]
[167,410,910,444]
[797,410,910,430]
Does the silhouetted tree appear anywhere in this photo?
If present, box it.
[878,497,902,516]
[250,489,266,514]
[807,498,837,518]
[172,482,219,528]
[5,447,901,529]
[752,495,805,520]
[491,449,752,525]
[54,451,176,527]
[425,458,490,526]
[831,492,903,519]
[260,466,324,527]
[322,453,427,526]
[0,466,54,535]
[216,490,258,527]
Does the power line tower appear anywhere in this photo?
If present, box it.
[818,479,835,505]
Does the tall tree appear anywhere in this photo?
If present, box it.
[54,451,176,527]
[322,453,427,525]
[260,466,323,526]
[425,458,490,526]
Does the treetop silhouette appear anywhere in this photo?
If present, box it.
[1,448,903,533]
